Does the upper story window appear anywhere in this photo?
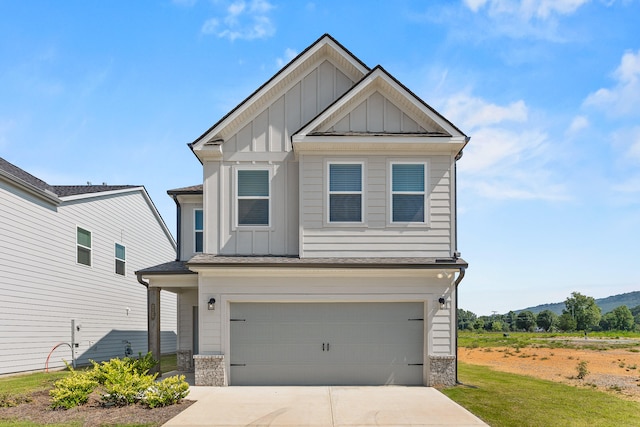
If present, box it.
[115,243,126,275]
[194,209,203,252]
[236,169,270,226]
[76,227,92,266]
[328,162,363,223]
[390,162,427,223]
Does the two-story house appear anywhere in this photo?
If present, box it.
[0,157,177,375]
[138,34,469,387]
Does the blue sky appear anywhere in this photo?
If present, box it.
[1,0,638,315]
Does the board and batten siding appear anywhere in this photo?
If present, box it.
[0,182,177,375]
[204,60,354,256]
[299,155,453,258]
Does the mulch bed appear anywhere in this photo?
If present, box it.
[0,389,194,426]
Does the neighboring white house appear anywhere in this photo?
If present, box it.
[0,157,177,375]
[138,34,469,387]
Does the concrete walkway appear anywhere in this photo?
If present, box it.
[162,386,488,426]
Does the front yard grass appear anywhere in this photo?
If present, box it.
[443,362,640,427]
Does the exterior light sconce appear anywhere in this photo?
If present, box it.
[207,297,216,310]
[438,297,446,309]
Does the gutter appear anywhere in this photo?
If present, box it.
[136,272,149,288]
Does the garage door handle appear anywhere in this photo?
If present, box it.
[327,343,330,351]
[322,342,330,352]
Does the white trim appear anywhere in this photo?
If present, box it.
[114,242,126,276]
[325,160,366,226]
[232,165,273,230]
[388,160,430,227]
[76,225,92,268]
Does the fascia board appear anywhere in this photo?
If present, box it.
[0,171,61,205]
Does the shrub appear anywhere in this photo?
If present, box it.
[125,352,158,375]
[576,360,589,380]
[143,375,190,408]
[50,372,98,409]
[96,358,157,406]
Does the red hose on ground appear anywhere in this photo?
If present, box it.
[45,343,72,372]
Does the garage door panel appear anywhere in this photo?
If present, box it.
[230,302,424,386]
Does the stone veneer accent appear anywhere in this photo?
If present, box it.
[177,350,193,372]
[193,355,226,386]
[429,355,456,386]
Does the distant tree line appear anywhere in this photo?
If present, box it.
[458,292,640,333]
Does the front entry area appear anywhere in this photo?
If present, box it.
[229,302,425,386]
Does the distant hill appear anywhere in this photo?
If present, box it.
[518,291,640,315]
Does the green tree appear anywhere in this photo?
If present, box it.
[630,305,640,327]
[603,305,635,331]
[457,309,477,330]
[490,321,503,331]
[558,312,577,331]
[503,311,518,332]
[473,318,485,331]
[515,311,536,331]
[536,310,558,332]
[563,292,601,332]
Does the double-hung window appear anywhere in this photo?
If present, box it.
[391,162,427,223]
[194,209,203,252]
[236,169,270,226]
[115,243,126,275]
[328,162,363,223]
[77,227,92,266]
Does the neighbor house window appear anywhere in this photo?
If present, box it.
[194,209,203,252]
[236,169,270,226]
[115,243,126,275]
[328,163,363,223]
[76,227,92,266]
[391,162,426,223]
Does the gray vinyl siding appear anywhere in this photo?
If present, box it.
[0,182,177,375]
[300,155,453,258]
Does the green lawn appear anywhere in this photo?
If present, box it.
[458,330,640,350]
[443,362,640,427]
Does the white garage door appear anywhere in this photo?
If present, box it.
[229,302,424,386]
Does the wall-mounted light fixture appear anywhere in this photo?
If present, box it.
[207,297,216,310]
[438,297,446,309]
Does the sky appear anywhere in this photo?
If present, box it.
[1,0,638,316]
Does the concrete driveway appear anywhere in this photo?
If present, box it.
[162,386,488,426]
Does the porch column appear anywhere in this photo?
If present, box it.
[147,287,161,374]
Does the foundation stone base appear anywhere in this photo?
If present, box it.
[177,350,193,372]
[429,355,456,387]
[193,354,226,386]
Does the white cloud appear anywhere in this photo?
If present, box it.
[201,0,276,41]
[275,48,297,68]
[444,93,527,129]
[566,115,589,135]
[464,0,590,20]
[444,92,568,201]
[583,49,640,116]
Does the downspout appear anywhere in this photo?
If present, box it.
[454,266,466,384]
[453,139,468,385]
[172,195,182,262]
[136,272,161,374]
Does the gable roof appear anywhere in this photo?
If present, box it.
[292,66,468,155]
[0,157,60,204]
[189,34,370,158]
[53,185,139,197]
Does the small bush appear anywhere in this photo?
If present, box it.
[143,375,190,408]
[50,372,98,409]
[97,358,157,406]
[576,360,589,380]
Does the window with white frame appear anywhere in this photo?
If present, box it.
[76,227,92,266]
[194,209,203,252]
[115,243,126,275]
[328,163,363,223]
[391,162,426,223]
[236,169,270,226]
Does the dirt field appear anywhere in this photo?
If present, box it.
[459,339,640,401]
